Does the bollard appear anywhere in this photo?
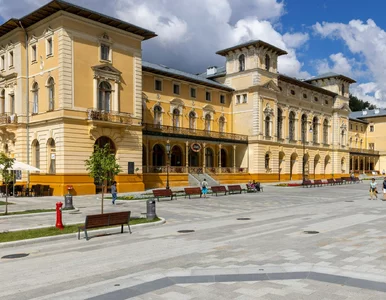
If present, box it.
[64,192,74,210]
[56,202,64,230]
[146,199,156,220]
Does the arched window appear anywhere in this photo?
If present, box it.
[0,89,4,114]
[205,114,211,131]
[189,111,196,130]
[265,54,270,71]
[301,114,307,142]
[265,116,270,137]
[265,153,270,169]
[154,105,162,127]
[323,119,328,144]
[313,117,318,143]
[32,140,40,169]
[219,116,225,133]
[172,108,180,128]
[98,81,111,112]
[47,77,55,111]
[32,82,39,114]
[277,108,283,139]
[341,84,345,96]
[289,111,295,141]
[238,54,245,72]
[47,139,56,174]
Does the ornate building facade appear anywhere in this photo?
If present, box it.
[0,0,363,195]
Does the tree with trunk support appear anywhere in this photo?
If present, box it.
[0,152,15,215]
[85,144,121,214]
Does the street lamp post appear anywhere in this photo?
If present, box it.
[166,140,171,189]
[302,122,313,185]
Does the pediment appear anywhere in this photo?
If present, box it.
[339,103,351,112]
[203,104,215,112]
[92,64,122,75]
[262,80,281,92]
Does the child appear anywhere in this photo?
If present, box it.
[201,179,208,198]
[369,178,378,200]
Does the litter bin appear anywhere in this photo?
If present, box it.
[146,199,156,220]
[64,193,74,210]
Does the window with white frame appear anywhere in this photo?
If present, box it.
[9,94,15,115]
[242,93,247,103]
[239,54,245,72]
[220,94,225,104]
[9,51,13,67]
[0,55,4,70]
[31,45,37,62]
[205,114,211,131]
[205,91,211,101]
[323,119,328,144]
[47,77,55,111]
[100,44,110,61]
[0,89,4,113]
[154,105,162,126]
[32,83,39,114]
[173,83,180,95]
[155,79,162,91]
[98,81,111,111]
[370,125,374,132]
[189,111,196,129]
[236,95,241,104]
[172,108,180,127]
[265,116,271,137]
[46,37,53,56]
[190,87,196,98]
[219,116,225,133]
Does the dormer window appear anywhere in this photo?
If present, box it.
[100,44,110,61]
[238,54,245,72]
[265,54,270,71]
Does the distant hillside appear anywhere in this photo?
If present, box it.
[349,94,376,112]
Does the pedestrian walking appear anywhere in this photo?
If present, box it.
[369,178,378,200]
[111,181,117,204]
[383,177,386,201]
[201,178,208,198]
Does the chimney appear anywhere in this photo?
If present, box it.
[206,66,217,76]
[362,110,367,115]
[374,108,380,114]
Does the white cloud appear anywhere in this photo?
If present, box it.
[315,52,353,76]
[0,0,308,78]
[314,19,386,106]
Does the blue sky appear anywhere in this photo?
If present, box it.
[0,0,385,106]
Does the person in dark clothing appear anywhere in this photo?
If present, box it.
[383,177,386,201]
[111,181,117,204]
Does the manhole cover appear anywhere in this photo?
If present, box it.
[1,253,29,259]
[304,231,319,234]
[237,218,251,220]
[345,200,354,202]
[177,230,195,233]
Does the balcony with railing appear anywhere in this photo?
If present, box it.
[87,108,133,125]
[142,123,248,143]
[0,113,18,125]
[349,147,379,155]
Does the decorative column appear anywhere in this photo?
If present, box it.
[185,141,189,173]
[218,144,222,174]
[233,145,236,173]
[202,143,206,173]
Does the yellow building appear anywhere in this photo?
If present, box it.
[0,1,363,195]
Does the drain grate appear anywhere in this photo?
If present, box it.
[177,230,195,233]
[1,253,29,259]
[237,218,251,220]
[304,231,319,234]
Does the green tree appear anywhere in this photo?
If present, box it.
[349,94,376,112]
[85,144,121,214]
[0,152,15,215]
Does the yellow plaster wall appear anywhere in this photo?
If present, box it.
[143,173,189,189]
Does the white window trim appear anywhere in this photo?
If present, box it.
[98,33,113,63]
[154,78,163,92]
[0,54,5,71]
[46,37,54,58]
[8,51,14,69]
[31,44,38,63]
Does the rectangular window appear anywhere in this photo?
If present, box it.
[360,125,363,132]
[220,94,225,104]
[47,38,53,56]
[242,94,248,103]
[0,55,4,70]
[173,83,180,95]
[370,125,374,132]
[10,94,15,115]
[236,95,241,104]
[205,91,211,101]
[350,124,352,130]
[369,143,374,150]
[155,79,162,91]
[31,45,37,62]
[9,51,13,67]
[356,125,358,130]
[190,87,196,98]
[100,44,110,61]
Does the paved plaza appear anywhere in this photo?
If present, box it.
[1,181,386,299]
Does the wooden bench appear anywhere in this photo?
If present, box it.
[152,189,177,202]
[341,177,352,184]
[353,177,361,183]
[78,211,131,240]
[334,178,343,185]
[184,187,202,199]
[228,185,243,194]
[211,186,228,196]
[302,180,314,188]
[327,178,335,186]
[314,179,325,187]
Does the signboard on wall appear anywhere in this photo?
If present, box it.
[190,143,202,152]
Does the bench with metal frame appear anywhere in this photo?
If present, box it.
[211,186,228,196]
[184,187,202,199]
[313,179,325,187]
[152,189,177,202]
[78,211,131,240]
[326,178,335,186]
[228,184,243,194]
[302,180,314,188]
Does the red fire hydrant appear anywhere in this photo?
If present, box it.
[56,202,64,230]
